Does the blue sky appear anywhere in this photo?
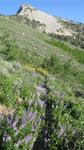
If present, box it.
[0,0,84,23]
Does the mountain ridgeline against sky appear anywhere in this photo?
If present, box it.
[16,4,72,36]
[15,4,84,48]
[0,3,84,150]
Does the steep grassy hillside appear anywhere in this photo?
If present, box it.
[9,4,84,49]
[0,15,84,150]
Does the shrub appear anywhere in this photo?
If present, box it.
[45,38,84,64]
[42,55,77,80]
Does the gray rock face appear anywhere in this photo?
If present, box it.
[17,4,73,36]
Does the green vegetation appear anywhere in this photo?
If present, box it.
[0,15,84,150]
[56,19,84,49]
[45,38,84,64]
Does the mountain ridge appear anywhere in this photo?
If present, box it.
[16,4,73,37]
[13,4,84,49]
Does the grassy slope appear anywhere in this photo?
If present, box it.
[0,16,84,149]
[0,16,84,72]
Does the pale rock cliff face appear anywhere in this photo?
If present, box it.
[17,4,73,36]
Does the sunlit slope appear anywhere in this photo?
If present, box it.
[0,15,84,150]
[0,16,84,82]
[0,16,84,65]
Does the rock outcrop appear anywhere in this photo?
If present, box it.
[17,4,73,36]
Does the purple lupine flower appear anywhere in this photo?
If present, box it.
[11,116,19,129]
[24,134,32,144]
[14,126,18,132]
[28,111,33,118]
[37,86,46,95]
[11,122,17,129]
[30,113,36,122]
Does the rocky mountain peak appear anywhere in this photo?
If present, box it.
[17,4,73,37]
[17,4,37,14]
